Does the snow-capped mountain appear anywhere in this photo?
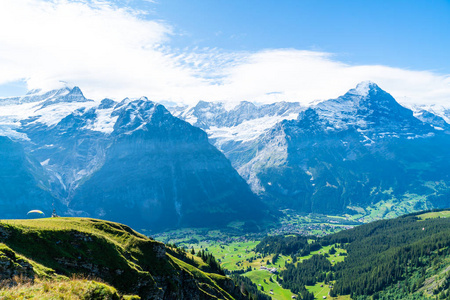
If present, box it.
[170,100,303,163]
[1,82,449,225]
[0,88,266,231]
[174,82,450,217]
[410,104,450,130]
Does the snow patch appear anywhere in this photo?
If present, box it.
[353,81,376,97]
[208,113,298,149]
[85,107,118,134]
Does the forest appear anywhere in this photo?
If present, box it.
[256,210,450,299]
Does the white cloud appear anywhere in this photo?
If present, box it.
[0,0,449,107]
[0,0,206,99]
[206,50,450,107]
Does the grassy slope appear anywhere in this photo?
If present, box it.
[184,239,348,299]
[0,217,238,299]
[243,270,292,300]
[418,210,450,220]
[0,278,132,300]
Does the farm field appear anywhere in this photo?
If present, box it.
[194,240,295,299]
[418,210,450,220]
[244,270,293,300]
[174,238,348,300]
[153,212,355,299]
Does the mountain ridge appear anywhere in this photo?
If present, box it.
[0,89,268,231]
[0,82,449,228]
[173,82,450,219]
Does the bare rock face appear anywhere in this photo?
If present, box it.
[0,246,34,283]
[68,101,265,231]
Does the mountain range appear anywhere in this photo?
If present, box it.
[172,82,450,218]
[0,81,449,229]
[0,87,265,231]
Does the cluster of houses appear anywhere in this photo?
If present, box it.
[270,222,354,236]
[259,265,278,273]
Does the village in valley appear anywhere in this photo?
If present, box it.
[154,212,352,300]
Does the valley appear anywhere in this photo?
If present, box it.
[156,209,450,299]
[1,207,450,299]
[154,225,345,299]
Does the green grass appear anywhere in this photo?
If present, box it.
[0,278,129,300]
[0,217,240,300]
[0,218,163,291]
[1,217,148,246]
[182,239,348,300]
[307,281,330,299]
[165,230,351,300]
[305,281,351,300]
[174,239,297,299]
[244,270,294,300]
[346,192,431,224]
[305,281,351,299]
[189,240,292,272]
[418,210,450,220]
[168,254,234,300]
[0,242,57,280]
[295,244,347,266]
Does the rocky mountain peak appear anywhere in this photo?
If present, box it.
[351,81,380,97]
[39,86,92,108]
[98,98,116,110]
[65,86,81,98]
[314,82,423,133]
[111,99,175,135]
[339,81,390,106]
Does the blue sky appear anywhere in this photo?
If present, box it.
[0,0,448,105]
[146,0,450,71]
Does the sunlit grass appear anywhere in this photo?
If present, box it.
[0,276,139,300]
[418,210,450,220]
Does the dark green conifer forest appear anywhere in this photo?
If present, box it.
[255,210,450,299]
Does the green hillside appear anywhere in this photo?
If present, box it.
[248,209,450,299]
[0,217,258,299]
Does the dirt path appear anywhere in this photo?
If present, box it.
[314,286,326,298]
[271,274,282,287]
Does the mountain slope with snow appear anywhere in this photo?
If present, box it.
[170,100,303,168]
[175,82,450,218]
[0,88,266,230]
[1,82,449,225]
